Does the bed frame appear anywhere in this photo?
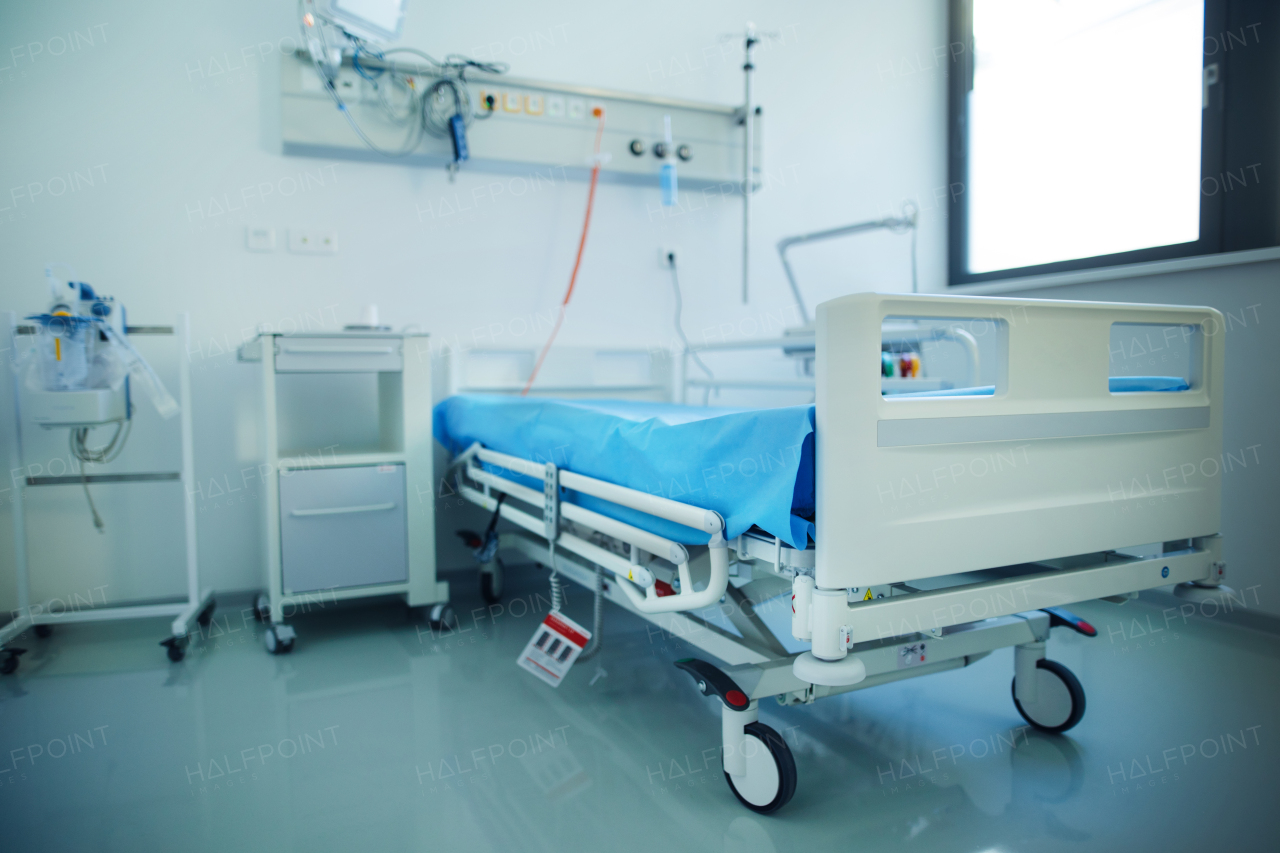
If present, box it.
[448,292,1227,813]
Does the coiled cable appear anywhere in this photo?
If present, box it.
[69,419,131,533]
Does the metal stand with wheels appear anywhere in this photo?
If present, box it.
[0,312,215,672]
[238,331,445,655]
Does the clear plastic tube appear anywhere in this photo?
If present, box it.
[100,323,179,419]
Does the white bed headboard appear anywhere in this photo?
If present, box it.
[436,345,673,401]
[815,292,1224,589]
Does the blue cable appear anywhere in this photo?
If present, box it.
[352,47,384,80]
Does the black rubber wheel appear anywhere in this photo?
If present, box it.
[1012,659,1086,734]
[429,604,458,632]
[264,626,295,655]
[167,643,186,662]
[723,722,798,814]
[197,601,216,628]
[0,656,17,675]
[34,625,53,639]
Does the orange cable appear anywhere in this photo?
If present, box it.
[521,108,606,395]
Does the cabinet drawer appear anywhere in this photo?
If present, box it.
[279,464,408,594]
[275,337,403,372]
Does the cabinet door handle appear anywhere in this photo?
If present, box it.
[279,345,395,355]
[290,502,396,517]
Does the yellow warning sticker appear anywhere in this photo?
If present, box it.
[863,588,873,601]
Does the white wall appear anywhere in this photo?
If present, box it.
[0,0,949,605]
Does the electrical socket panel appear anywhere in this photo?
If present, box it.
[289,229,338,255]
[246,226,276,252]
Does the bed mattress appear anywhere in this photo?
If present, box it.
[434,396,816,547]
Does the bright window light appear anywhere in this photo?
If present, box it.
[967,0,1204,273]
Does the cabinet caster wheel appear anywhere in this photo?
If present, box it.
[1012,659,1086,733]
[160,637,188,662]
[0,649,25,675]
[253,593,271,623]
[428,604,457,631]
[480,559,504,604]
[197,600,216,628]
[34,625,53,639]
[264,625,296,655]
[724,722,798,814]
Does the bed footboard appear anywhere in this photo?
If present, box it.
[815,292,1224,590]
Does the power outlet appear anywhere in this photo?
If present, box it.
[659,246,680,268]
[289,229,338,255]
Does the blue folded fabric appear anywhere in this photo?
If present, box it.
[1108,375,1190,393]
[434,395,815,548]
[886,376,1190,397]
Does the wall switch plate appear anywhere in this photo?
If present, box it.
[246,226,276,252]
[289,229,338,255]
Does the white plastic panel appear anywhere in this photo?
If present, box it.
[279,463,408,594]
[814,292,1224,589]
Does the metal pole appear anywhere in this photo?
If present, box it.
[775,203,919,327]
[3,313,32,637]
[742,23,757,305]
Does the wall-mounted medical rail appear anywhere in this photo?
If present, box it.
[281,50,762,191]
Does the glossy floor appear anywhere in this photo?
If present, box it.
[1,569,1277,853]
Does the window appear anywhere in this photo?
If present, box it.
[948,0,1279,285]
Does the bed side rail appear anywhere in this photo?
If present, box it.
[455,444,729,614]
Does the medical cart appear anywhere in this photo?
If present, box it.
[0,312,215,671]
[238,331,446,654]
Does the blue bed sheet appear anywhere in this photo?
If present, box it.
[434,396,816,548]
[433,377,1189,550]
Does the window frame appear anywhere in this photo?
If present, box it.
[947,0,1227,287]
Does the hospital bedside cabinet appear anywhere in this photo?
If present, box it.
[239,332,449,654]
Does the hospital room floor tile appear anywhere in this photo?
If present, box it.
[1,567,1276,853]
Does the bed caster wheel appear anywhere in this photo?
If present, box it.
[253,593,271,623]
[160,637,188,662]
[428,604,457,632]
[197,600,216,628]
[0,649,25,675]
[1012,659,1086,733]
[264,625,296,655]
[723,722,798,814]
[34,625,53,639]
[480,559,504,604]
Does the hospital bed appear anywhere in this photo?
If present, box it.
[434,292,1226,813]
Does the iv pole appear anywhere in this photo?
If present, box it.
[741,23,758,305]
